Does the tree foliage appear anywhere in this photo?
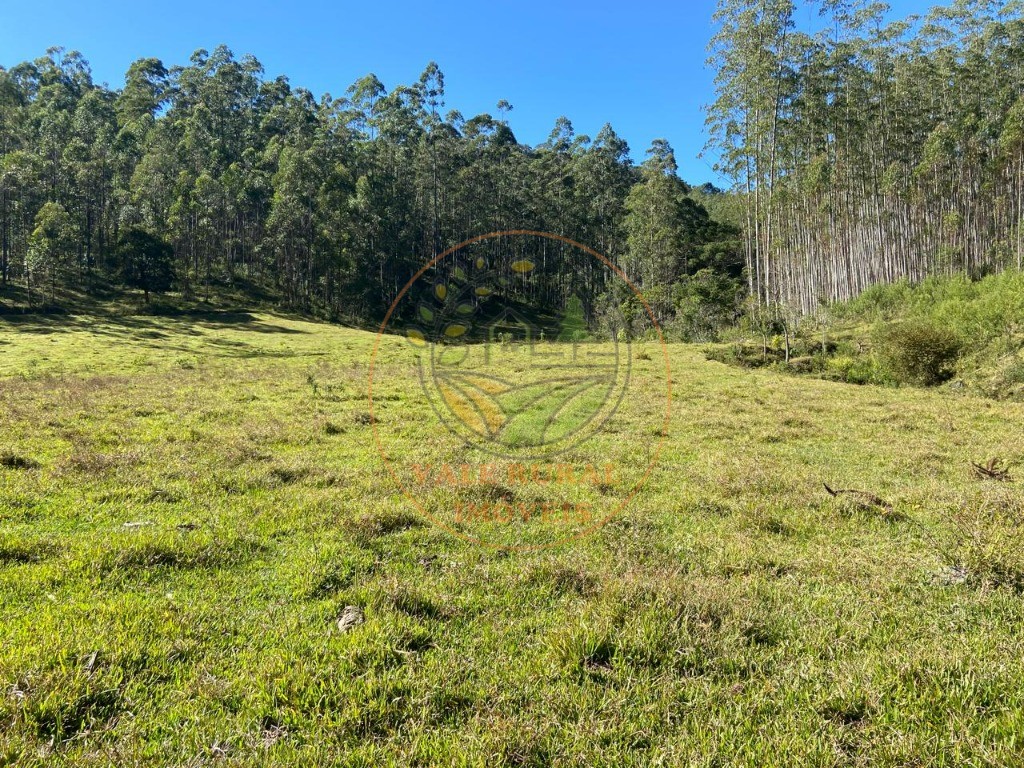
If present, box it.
[115,227,173,301]
[0,47,741,332]
[706,0,1024,313]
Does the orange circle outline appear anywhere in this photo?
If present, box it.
[367,230,672,551]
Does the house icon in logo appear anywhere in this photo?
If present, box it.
[482,306,543,365]
[486,306,538,346]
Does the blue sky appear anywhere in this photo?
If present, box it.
[1,0,936,185]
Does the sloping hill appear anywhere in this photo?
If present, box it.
[709,270,1024,401]
[1,312,1023,764]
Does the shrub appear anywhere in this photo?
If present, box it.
[1000,357,1024,386]
[835,279,915,320]
[874,320,962,386]
[704,342,776,369]
[824,354,877,385]
[670,269,744,342]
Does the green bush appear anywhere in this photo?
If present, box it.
[836,279,915,320]
[704,342,778,369]
[670,269,744,342]
[824,354,877,385]
[1001,357,1024,385]
[874,320,962,386]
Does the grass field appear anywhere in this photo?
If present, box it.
[2,310,1024,766]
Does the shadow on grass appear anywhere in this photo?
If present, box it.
[0,309,316,364]
[0,309,307,336]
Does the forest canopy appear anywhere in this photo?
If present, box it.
[706,0,1024,313]
[0,47,742,338]
[4,0,1021,336]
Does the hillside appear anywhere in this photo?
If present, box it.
[2,312,1024,764]
[709,270,1024,401]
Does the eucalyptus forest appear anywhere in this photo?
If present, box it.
[0,47,741,334]
[3,1,1022,334]
[708,0,1024,312]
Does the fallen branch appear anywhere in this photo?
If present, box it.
[823,483,895,514]
[971,458,1012,482]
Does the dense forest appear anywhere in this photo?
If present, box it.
[5,0,1023,336]
[0,47,742,337]
[707,0,1024,313]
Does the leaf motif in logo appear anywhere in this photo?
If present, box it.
[434,372,612,448]
[436,374,507,437]
[497,376,612,447]
[406,328,427,346]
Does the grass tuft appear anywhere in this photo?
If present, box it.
[343,510,425,544]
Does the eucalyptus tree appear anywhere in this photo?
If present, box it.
[708,0,1024,312]
[624,141,684,285]
[0,45,743,336]
[706,0,797,305]
[27,200,73,302]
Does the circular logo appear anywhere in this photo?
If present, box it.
[368,231,671,550]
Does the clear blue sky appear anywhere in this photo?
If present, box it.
[1,0,937,185]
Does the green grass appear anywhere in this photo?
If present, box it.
[709,270,1024,399]
[2,310,1024,765]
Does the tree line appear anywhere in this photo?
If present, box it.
[706,0,1024,314]
[0,46,742,337]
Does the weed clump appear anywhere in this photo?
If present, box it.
[18,672,122,739]
[936,491,1024,592]
[343,510,424,544]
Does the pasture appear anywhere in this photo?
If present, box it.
[1,311,1023,766]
